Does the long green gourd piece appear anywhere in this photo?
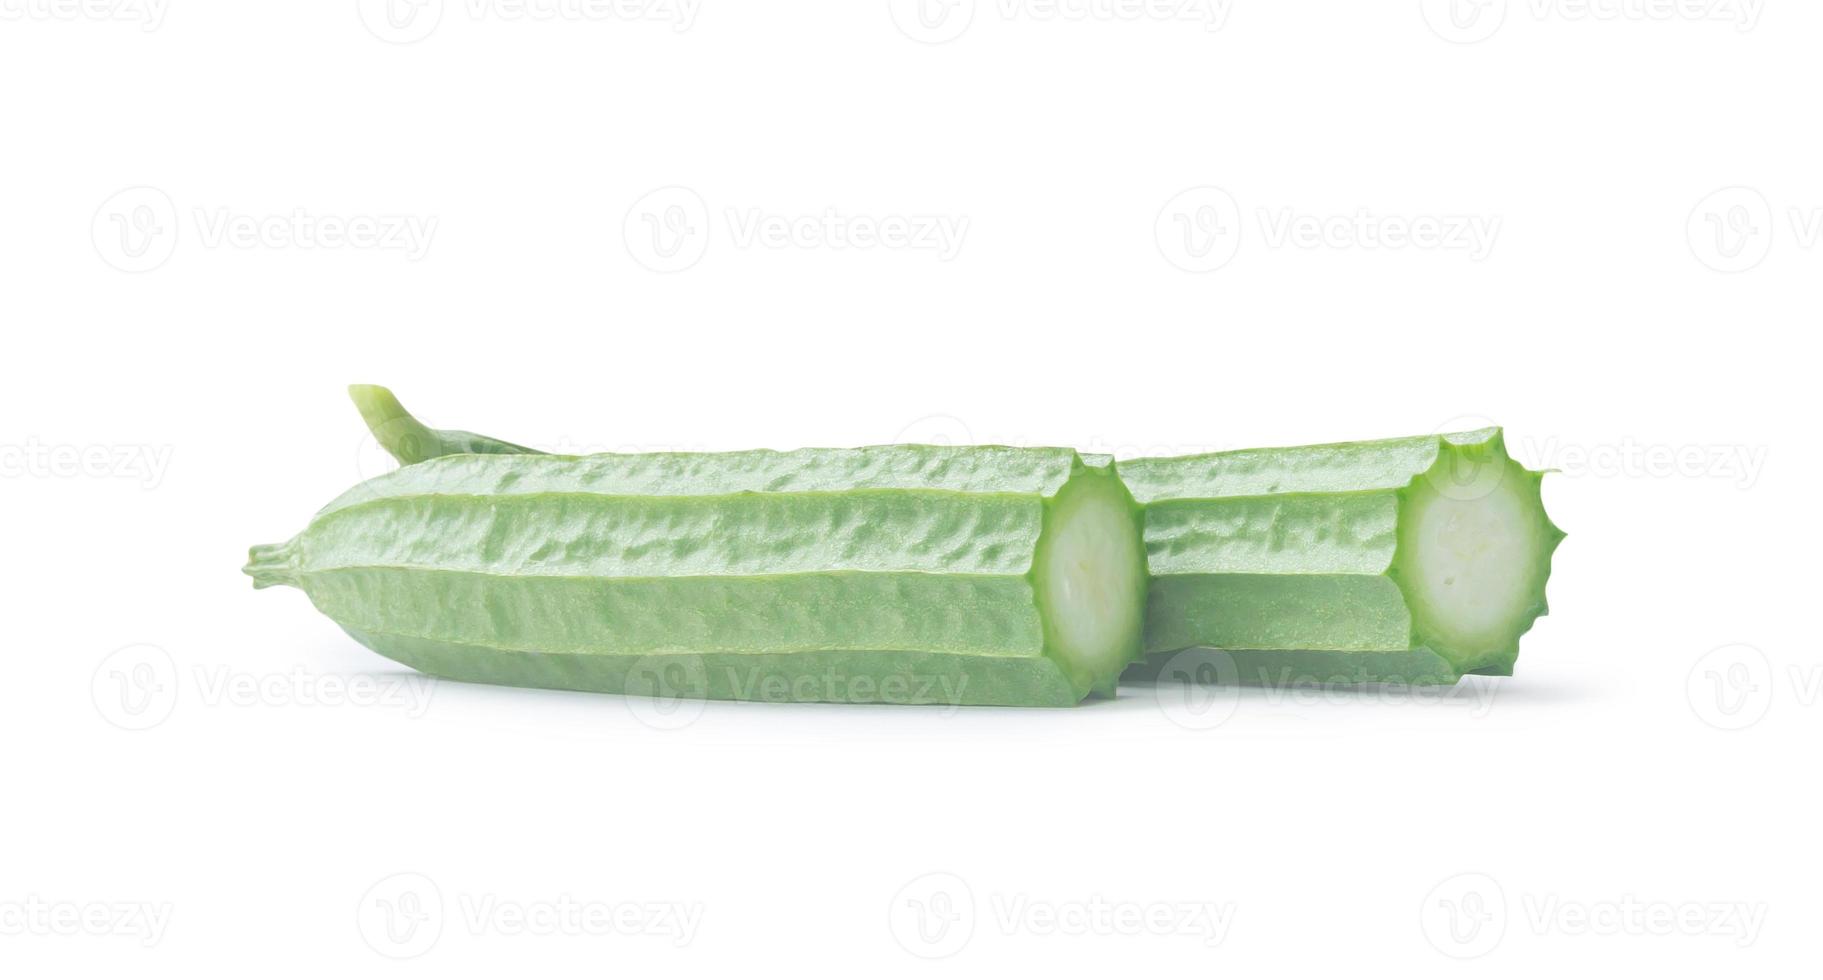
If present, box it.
[246,391,1148,707]
[1119,429,1563,683]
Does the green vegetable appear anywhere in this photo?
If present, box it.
[252,389,1562,701]
[1119,429,1562,681]
[247,399,1147,706]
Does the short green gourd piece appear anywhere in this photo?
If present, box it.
[1119,429,1563,684]
[245,389,1148,707]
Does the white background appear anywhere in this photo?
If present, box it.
[1,0,1814,975]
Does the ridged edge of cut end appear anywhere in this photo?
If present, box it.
[1033,456,1149,701]
[1391,431,1562,677]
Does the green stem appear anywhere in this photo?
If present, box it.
[349,384,539,465]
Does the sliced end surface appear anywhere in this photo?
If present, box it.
[1033,461,1148,698]
[1394,430,1564,675]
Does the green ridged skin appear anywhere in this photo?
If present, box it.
[1120,429,1563,681]
[248,440,1147,707]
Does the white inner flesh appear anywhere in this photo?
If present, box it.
[1041,480,1144,679]
[1406,465,1541,647]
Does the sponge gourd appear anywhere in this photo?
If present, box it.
[248,402,1147,706]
